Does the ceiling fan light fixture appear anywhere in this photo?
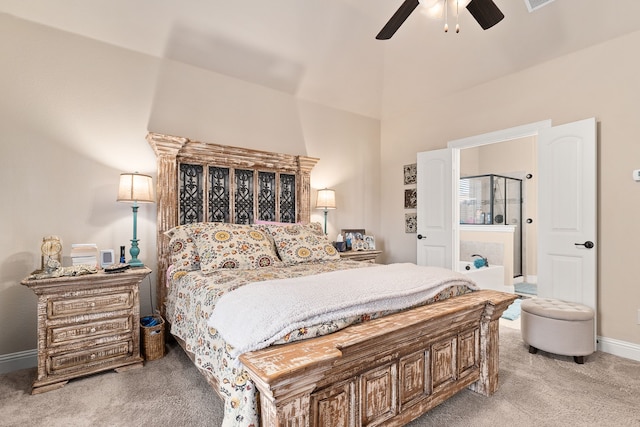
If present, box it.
[420,0,470,20]
[375,0,501,40]
[465,0,504,30]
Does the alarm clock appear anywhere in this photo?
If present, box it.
[41,235,62,269]
[100,249,115,268]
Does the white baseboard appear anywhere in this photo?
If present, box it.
[598,336,640,362]
[0,349,37,374]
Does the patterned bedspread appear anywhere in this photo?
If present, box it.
[165,260,475,426]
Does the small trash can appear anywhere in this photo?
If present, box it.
[140,315,165,361]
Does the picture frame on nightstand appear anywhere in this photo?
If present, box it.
[341,229,365,241]
[341,228,365,251]
[363,235,376,250]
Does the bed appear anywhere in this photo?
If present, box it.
[147,132,517,426]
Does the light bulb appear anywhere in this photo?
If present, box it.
[420,1,444,19]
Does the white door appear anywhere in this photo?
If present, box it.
[416,149,458,268]
[537,118,597,312]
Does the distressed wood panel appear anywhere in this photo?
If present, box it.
[399,351,427,409]
[431,337,457,392]
[360,363,397,426]
[48,316,132,346]
[311,380,354,427]
[458,328,480,378]
[279,394,310,427]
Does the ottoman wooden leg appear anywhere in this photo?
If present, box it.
[573,356,585,364]
[529,345,538,354]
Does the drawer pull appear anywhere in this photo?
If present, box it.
[90,302,96,308]
[90,327,97,333]
[90,353,96,360]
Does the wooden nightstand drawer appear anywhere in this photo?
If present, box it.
[48,291,133,318]
[49,340,132,374]
[48,316,133,346]
[339,250,382,263]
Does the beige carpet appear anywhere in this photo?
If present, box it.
[1,325,639,427]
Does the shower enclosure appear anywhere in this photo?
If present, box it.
[459,174,523,277]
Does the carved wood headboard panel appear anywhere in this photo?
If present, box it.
[146,132,319,314]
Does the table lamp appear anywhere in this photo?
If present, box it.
[117,172,155,267]
[315,188,336,235]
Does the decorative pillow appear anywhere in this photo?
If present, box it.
[305,222,325,236]
[190,222,283,274]
[255,222,340,265]
[164,224,200,272]
[252,220,302,252]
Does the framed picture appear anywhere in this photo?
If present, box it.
[405,213,417,233]
[404,188,417,209]
[341,229,365,251]
[363,235,376,250]
[341,229,365,241]
[404,163,417,185]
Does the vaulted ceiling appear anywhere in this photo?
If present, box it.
[3,0,640,119]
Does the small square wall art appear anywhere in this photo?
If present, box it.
[403,163,417,185]
[405,213,417,233]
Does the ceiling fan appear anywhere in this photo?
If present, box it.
[376,0,504,40]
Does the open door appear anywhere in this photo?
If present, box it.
[537,118,597,313]
[417,118,596,321]
[416,148,458,268]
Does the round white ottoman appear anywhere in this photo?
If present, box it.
[521,298,595,364]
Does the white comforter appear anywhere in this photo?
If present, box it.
[208,263,477,358]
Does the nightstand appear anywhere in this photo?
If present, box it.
[21,267,151,394]
[339,250,382,263]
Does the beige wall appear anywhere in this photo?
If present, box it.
[381,30,640,346]
[0,15,380,359]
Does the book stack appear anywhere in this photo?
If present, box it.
[70,243,98,267]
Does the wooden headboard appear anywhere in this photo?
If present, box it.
[146,132,319,314]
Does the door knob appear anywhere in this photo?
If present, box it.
[417,234,424,240]
[574,241,594,249]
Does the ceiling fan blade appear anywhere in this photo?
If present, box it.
[466,0,505,30]
[376,0,420,40]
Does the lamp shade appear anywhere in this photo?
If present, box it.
[315,188,336,210]
[117,173,155,203]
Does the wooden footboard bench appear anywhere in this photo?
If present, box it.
[240,289,516,426]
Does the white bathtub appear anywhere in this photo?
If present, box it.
[458,262,513,293]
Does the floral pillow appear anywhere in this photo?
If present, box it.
[164,224,200,272]
[255,222,339,265]
[190,222,283,274]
